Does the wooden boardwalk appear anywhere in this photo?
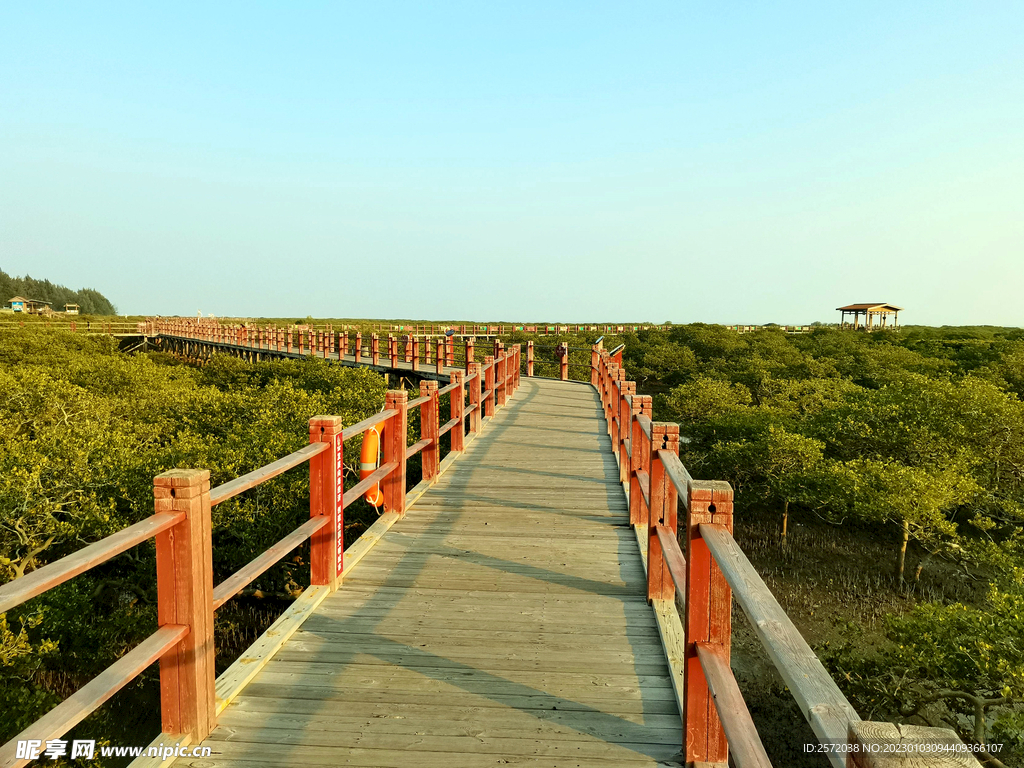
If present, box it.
[174,378,682,767]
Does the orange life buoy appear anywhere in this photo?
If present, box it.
[360,424,384,507]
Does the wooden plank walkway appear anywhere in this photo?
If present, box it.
[173,378,682,767]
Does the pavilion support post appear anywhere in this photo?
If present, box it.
[382,390,408,516]
[683,479,734,765]
[154,469,215,742]
[419,381,439,482]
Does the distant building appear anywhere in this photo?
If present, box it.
[64,304,80,315]
[6,296,52,315]
[837,303,902,330]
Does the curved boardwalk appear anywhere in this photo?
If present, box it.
[174,378,681,767]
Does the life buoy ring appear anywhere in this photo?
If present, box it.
[360,424,384,507]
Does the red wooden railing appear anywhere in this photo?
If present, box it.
[0,348,521,768]
[592,343,978,768]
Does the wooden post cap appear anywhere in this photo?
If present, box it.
[154,469,210,488]
[848,721,981,767]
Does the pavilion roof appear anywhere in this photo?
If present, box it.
[836,303,903,312]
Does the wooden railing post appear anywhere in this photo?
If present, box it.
[591,344,599,386]
[559,342,569,380]
[605,364,618,436]
[309,416,343,590]
[648,424,679,603]
[341,331,348,358]
[484,355,495,417]
[465,337,475,372]
[619,382,636,485]
[495,343,506,407]
[382,390,408,516]
[412,337,420,372]
[527,340,534,377]
[684,479,734,764]
[468,362,482,434]
[446,335,454,367]
[354,332,362,363]
[389,335,398,368]
[287,329,294,354]
[420,381,439,482]
[450,370,465,452]
[405,335,413,363]
[154,469,215,741]
[436,339,444,374]
[629,395,652,525]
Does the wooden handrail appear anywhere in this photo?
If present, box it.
[436,380,460,396]
[636,413,652,439]
[653,524,686,594]
[407,395,431,408]
[695,643,773,768]
[636,469,651,507]
[658,448,692,511]
[0,624,188,768]
[210,442,329,506]
[212,516,329,610]
[345,462,399,507]
[340,408,397,441]
[405,437,431,460]
[438,415,460,437]
[699,522,861,753]
[0,512,185,614]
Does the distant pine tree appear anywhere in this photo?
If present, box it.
[0,268,117,314]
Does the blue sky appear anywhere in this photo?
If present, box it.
[1,2,1021,324]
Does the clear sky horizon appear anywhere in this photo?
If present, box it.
[2,2,1021,325]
